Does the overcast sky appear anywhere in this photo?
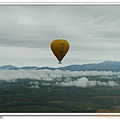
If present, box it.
[0,5,120,67]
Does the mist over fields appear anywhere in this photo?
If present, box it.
[0,69,120,87]
[1,69,120,113]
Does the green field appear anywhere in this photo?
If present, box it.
[0,77,120,113]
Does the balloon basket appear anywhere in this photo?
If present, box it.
[58,61,62,64]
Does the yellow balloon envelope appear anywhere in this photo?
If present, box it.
[50,39,70,64]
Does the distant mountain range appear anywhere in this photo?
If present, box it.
[1,61,120,71]
[58,61,120,71]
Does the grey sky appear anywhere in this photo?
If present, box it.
[0,5,120,67]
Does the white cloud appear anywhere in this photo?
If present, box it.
[58,77,119,87]
[42,82,51,86]
[30,85,39,89]
[96,81,107,86]
[107,81,119,87]
[0,69,120,82]
[0,69,119,87]
[59,77,89,87]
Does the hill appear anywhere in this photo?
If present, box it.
[0,61,120,71]
[58,61,120,71]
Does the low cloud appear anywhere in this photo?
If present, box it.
[58,77,90,87]
[29,81,39,85]
[0,69,119,82]
[56,77,119,87]
[0,69,119,87]
[30,85,39,89]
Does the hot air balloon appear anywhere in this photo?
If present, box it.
[50,39,70,64]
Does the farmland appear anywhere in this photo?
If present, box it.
[0,75,120,113]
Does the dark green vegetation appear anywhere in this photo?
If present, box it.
[1,78,120,113]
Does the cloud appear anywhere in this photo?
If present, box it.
[59,77,90,87]
[107,81,119,87]
[42,82,51,86]
[0,6,120,67]
[0,69,119,82]
[30,85,39,89]
[29,81,39,85]
[0,6,120,50]
[0,69,119,87]
[57,77,119,87]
